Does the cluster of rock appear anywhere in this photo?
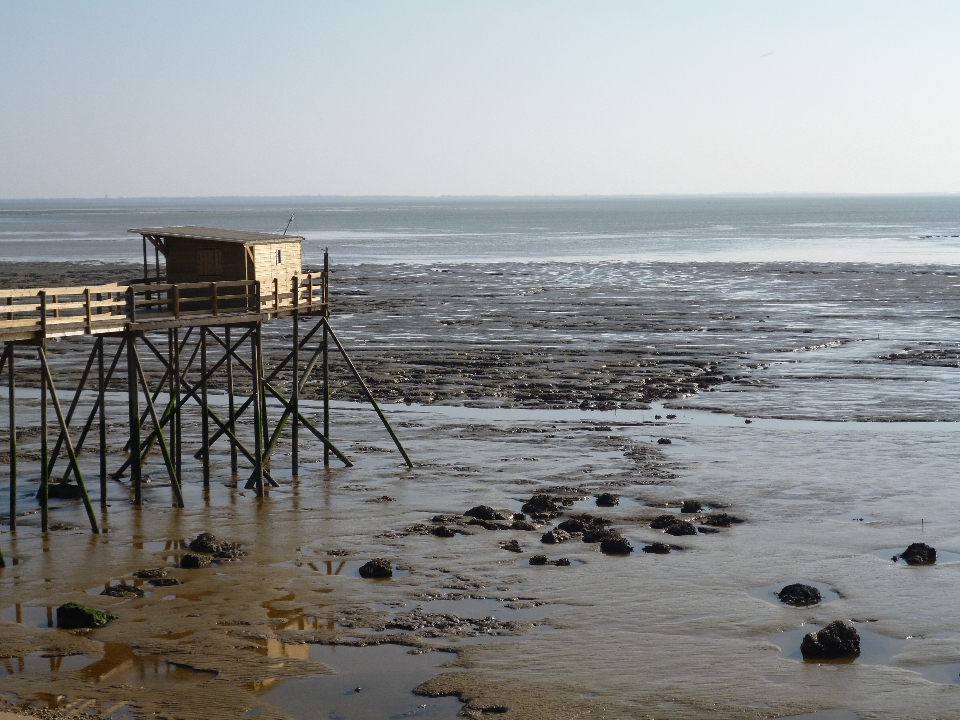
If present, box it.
[133,567,181,587]
[100,583,145,598]
[543,513,634,555]
[893,542,936,565]
[529,555,571,566]
[189,531,246,559]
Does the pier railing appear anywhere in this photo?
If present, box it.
[0,272,327,342]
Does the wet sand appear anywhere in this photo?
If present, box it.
[3,261,960,719]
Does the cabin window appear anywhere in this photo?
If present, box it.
[197,248,223,277]
[276,249,282,265]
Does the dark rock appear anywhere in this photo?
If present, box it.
[582,528,619,543]
[665,521,697,536]
[464,505,498,521]
[511,520,537,531]
[680,500,702,513]
[800,620,860,660]
[512,513,527,521]
[214,547,246,560]
[468,518,508,531]
[778,583,822,607]
[56,602,117,629]
[431,515,459,524]
[900,542,936,565]
[657,438,672,445]
[101,584,144,598]
[555,558,571,566]
[595,493,619,507]
[149,578,182,587]
[179,553,211,569]
[521,494,562,515]
[642,542,671,554]
[666,414,677,419]
[557,514,611,534]
[43,483,86,500]
[358,558,393,578]
[529,554,549,566]
[701,513,744,527]
[541,528,571,544]
[650,514,679,530]
[500,539,522,553]
[600,534,633,554]
[133,567,166,579]
[431,525,457,537]
[189,532,231,554]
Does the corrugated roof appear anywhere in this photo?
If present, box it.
[128,226,303,245]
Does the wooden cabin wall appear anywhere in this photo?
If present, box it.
[249,241,303,292]
[164,238,248,283]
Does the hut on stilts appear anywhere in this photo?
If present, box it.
[0,227,410,553]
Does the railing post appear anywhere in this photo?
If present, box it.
[212,282,218,316]
[84,288,92,333]
[173,285,180,319]
[307,274,313,311]
[255,281,261,314]
[39,291,47,335]
[273,277,279,311]
[127,287,136,323]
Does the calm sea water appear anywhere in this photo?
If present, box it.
[0,195,958,265]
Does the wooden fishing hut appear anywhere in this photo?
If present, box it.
[0,227,409,554]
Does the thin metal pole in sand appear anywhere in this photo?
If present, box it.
[4,345,15,530]
[201,327,209,488]
[226,325,237,474]
[39,347,99,533]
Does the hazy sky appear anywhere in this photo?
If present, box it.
[1,1,958,198]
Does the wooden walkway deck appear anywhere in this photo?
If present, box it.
[0,273,327,343]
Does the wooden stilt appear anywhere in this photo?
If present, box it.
[132,342,184,507]
[39,348,99,533]
[225,325,237,474]
[324,320,412,467]
[38,342,48,532]
[64,341,123,482]
[5,345,15,530]
[292,276,299,478]
[96,337,107,505]
[200,327,210,487]
[251,324,264,495]
[323,249,330,468]
[46,339,98,477]
[173,327,182,481]
[127,333,142,505]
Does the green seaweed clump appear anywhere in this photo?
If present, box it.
[56,602,118,629]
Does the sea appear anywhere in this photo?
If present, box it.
[0,195,959,266]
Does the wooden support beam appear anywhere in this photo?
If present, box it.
[250,325,264,495]
[291,278,299,478]
[201,327,209,487]
[38,340,48,532]
[97,337,107,506]
[4,345,15,530]
[38,348,100,533]
[324,320,412,468]
[132,342,184,507]
[126,333,141,504]
[323,248,330,468]
[47,338,99,477]
[225,326,237,474]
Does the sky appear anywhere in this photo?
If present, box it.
[1,1,959,198]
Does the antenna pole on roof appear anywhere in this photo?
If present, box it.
[283,215,295,235]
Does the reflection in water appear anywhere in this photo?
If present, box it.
[2,604,55,628]
[79,642,216,685]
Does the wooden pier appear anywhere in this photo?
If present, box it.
[0,228,410,553]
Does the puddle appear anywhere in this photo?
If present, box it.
[78,642,217,685]
[259,644,462,719]
[912,662,960,685]
[868,548,960,564]
[3,604,56,628]
[0,652,93,677]
[138,539,190,552]
[748,580,840,607]
[768,623,911,665]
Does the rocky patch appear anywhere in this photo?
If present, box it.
[800,620,860,660]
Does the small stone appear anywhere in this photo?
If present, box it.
[133,567,166,579]
[595,493,619,507]
[642,542,671,554]
[358,558,393,578]
[431,525,456,538]
[500,540,522,553]
[529,554,549,565]
[582,528,619,543]
[511,519,537,531]
[600,534,633,554]
[554,558,571,566]
[149,578,182,587]
[464,505,498,521]
[680,500,702,513]
[778,583,822,607]
[189,532,231,554]
[101,584,145,598]
[700,513,744,528]
[900,542,936,565]
[650,514,679,530]
[664,521,697,537]
[657,438,672,445]
[179,553,211,569]
[666,414,677,419]
[521,494,562,515]
[354,687,361,693]
[800,620,860,660]
[541,528,571,544]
